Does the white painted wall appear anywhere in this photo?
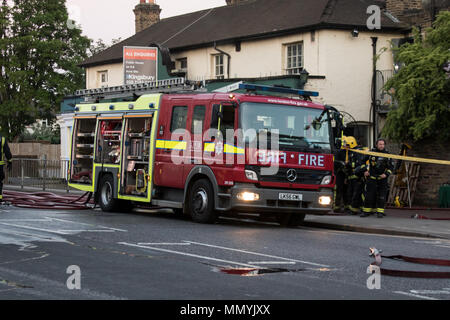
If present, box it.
[86,63,124,89]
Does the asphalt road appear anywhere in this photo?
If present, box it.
[1,205,449,301]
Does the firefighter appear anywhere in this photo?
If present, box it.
[333,139,348,213]
[0,135,13,202]
[344,137,365,215]
[360,138,394,218]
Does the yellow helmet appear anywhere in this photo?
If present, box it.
[342,136,357,149]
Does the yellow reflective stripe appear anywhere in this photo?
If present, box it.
[156,140,187,150]
[349,206,360,213]
[204,142,215,152]
[362,207,373,213]
[377,208,385,213]
[156,140,165,149]
[224,144,244,155]
[165,140,187,150]
[0,161,5,165]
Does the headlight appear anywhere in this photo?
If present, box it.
[237,192,260,201]
[318,196,332,206]
[321,175,332,185]
[245,170,258,181]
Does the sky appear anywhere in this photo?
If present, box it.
[66,0,226,44]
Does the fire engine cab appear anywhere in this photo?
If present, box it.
[68,78,336,225]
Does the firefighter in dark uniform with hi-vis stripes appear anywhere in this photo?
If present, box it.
[0,135,13,202]
[344,138,365,215]
[360,138,393,218]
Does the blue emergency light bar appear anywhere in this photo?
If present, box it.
[239,83,319,97]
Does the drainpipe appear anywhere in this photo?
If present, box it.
[214,42,231,79]
[371,37,378,147]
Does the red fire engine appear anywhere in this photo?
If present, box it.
[69,78,337,225]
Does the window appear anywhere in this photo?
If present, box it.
[177,58,188,70]
[344,123,370,148]
[98,70,108,85]
[170,106,188,132]
[211,104,235,138]
[286,42,303,75]
[214,54,224,79]
[191,105,206,133]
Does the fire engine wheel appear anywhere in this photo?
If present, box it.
[98,174,120,212]
[187,179,216,224]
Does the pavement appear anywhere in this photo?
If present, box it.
[4,185,450,240]
[305,207,450,240]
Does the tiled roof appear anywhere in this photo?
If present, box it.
[81,0,408,67]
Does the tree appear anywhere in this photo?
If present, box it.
[382,11,450,143]
[88,37,122,57]
[0,0,91,141]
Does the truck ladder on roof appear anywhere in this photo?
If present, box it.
[75,77,206,103]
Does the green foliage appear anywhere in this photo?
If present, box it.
[382,11,450,143]
[0,0,91,141]
[19,122,61,144]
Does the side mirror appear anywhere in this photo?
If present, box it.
[312,119,322,131]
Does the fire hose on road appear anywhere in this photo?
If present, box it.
[369,248,450,279]
[1,190,94,210]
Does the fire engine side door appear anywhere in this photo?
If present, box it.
[182,102,207,181]
[154,99,192,189]
[118,114,154,201]
[203,102,238,186]
[69,116,97,192]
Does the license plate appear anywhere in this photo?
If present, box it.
[278,193,303,201]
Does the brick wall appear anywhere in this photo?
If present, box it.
[386,0,450,29]
[386,139,450,207]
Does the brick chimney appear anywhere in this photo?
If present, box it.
[134,0,161,33]
[386,0,450,29]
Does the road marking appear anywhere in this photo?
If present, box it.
[0,219,51,222]
[0,222,71,235]
[48,218,128,232]
[410,290,450,295]
[56,230,115,233]
[247,261,296,265]
[394,291,439,300]
[435,245,450,249]
[137,243,191,246]
[183,240,330,267]
[118,242,262,269]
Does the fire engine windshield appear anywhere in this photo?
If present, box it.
[240,102,332,153]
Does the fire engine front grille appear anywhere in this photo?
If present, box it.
[247,166,330,185]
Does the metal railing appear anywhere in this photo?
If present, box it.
[5,158,71,192]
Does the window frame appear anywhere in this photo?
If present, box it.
[214,54,225,79]
[170,106,188,133]
[285,42,304,75]
[98,70,108,85]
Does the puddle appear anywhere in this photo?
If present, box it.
[216,267,306,276]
